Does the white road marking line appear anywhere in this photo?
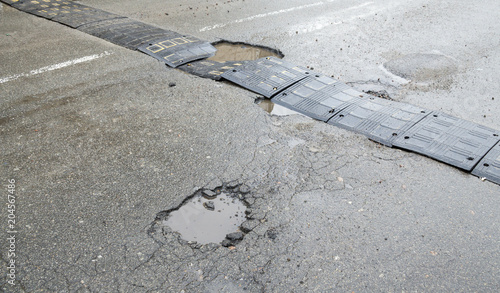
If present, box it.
[200,1,328,32]
[0,51,113,84]
[199,1,373,32]
[289,2,379,35]
[345,1,374,11]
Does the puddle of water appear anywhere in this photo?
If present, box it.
[258,99,303,116]
[208,41,282,62]
[162,192,246,244]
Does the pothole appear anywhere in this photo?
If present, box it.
[365,90,393,100]
[257,99,303,116]
[156,184,250,246]
[346,81,398,101]
[208,41,283,62]
[177,41,284,80]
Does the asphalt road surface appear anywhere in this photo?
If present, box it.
[1,0,499,292]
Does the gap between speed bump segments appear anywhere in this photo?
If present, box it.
[138,36,217,68]
[472,141,500,185]
[392,112,500,171]
[221,56,310,98]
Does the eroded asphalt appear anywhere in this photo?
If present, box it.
[1,0,499,292]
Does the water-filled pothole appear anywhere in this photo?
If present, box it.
[257,99,303,116]
[208,41,283,62]
[160,187,248,245]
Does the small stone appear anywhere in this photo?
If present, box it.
[227,180,239,189]
[221,239,232,247]
[169,82,176,87]
[200,243,219,252]
[309,147,320,153]
[244,198,255,205]
[240,220,259,233]
[266,229,278,240]
[239,185,250,194]
[202,190,217,199]
[203,201,215,211]
[207,178,223,190]
[226,232,244,241]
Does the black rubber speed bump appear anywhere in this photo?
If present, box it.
[328,97,430,147]
[138,36,217,68]
[78,18,178,50]
[327,95,395,129]
[3,0,123,27]
[52,7,124,28]
[0,0,18,5]
[271,75,360,122]
[392,112,500,171]
[177,60,248,80]
[6,0,83,18]
[221,56,310,98]
[472,141,500,185]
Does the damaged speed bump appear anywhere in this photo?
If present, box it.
[2,0,500,186]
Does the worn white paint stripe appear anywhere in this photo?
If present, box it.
[290,2,377,34]
[199,1,375,32]
[345,1,374,11]
[0,51,113,84]
[200,1,329,32]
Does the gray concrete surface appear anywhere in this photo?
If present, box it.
[1,0,499,291]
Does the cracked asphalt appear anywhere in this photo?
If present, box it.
[1,0,499,292]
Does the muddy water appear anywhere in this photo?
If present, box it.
[208,42,282,62]
[162,193,246,244]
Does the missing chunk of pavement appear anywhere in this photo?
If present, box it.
[208,40,284,62]
[255,96,303,116]
[365,90,393,101]
[151,182,258,248]
[177,40,284,80]
[346,80,397,101]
